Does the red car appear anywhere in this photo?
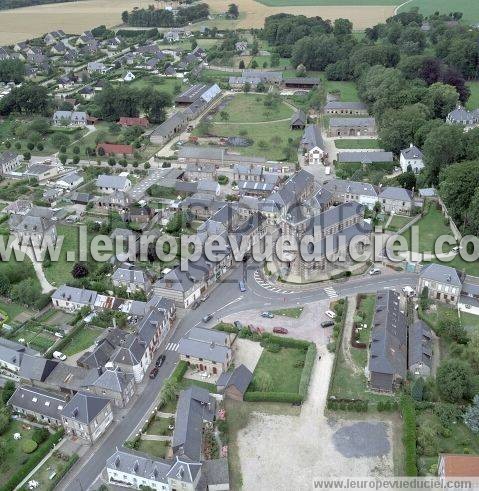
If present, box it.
[149,367,159,379]
[273,327,288,335]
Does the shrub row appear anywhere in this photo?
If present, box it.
[170,360,188,384]
[326,398,369,412]
[244,391,303,404]
[261,332,310,350]
[376,400,399,412]
[400,395,418,477]
[299,343,316,399]
[1,428,64,491]
[45,321,84,358]
[44,454,79,491]
[214,322,238,334]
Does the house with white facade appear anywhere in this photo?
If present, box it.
[400,144,424,174]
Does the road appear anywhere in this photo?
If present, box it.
[60,262,418,491]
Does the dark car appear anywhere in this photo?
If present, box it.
[149,367,159,379]
[273,327,288,334]
[234,320,242,329]
[321,320,335,328]
[191,300,200,310]
[203,313,213,323]
[155,355,166,367]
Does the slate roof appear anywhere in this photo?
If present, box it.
[8,385,67,420]
[300,124,324,151]
[178,338,231,363]
[106,448,170,484]
[112,262,151,286]
[378,186,413,202]
[329,117,375,127]
[52,284,98,306]
[369,290,407,379]
[291,109,307,126]
[324,101,368,111]
[172,387,215,461]
[0,150,18,165]
[96,175,130,190]
[324,179,378,198]
[19,355,58,382]
[187,327,229,346]
[216,364,253,395]
[151,112,187,138]
[166,457,202,483]
[419,263,463,287]
[337,151,393,164]
[60,391,110,424]
[91,368,133,393]
[400,145,423,160]
[0,338,38,369]
[408,320,432,369]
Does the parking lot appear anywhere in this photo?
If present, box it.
[220,299,333,346]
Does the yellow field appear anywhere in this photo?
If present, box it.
[0,0,395,45]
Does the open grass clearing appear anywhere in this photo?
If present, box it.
[386,214,414,233]
[137,439,170,459]
[400,203,455,254]
[270,306,304,319]
[334,139,380,149]
[213,93,293,124]
[147,417,175,437]
[324,79,360,102]
[249,346,306,394]
[62,325,104,356]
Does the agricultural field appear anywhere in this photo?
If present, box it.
[466,81,479,110]
[397,0,479,26]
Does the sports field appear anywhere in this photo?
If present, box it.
[397,0,479,25]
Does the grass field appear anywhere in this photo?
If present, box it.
[466,81,479,110]
[386,214,414,232]
[128,76,184,97]
[401,204,455,254]
[250,346,306,393]
[324,79,360,102]
[256,0,398,5]
[270,307,304,318]
[63,325,104,355]
[0,0,395,45]
[398,0,479,26]
[137,440,170,459]
[334,139,380,149]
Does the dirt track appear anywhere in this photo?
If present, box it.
[0,0,395,45]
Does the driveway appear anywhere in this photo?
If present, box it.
[236,347,394,490]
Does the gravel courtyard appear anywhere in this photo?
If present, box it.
[235,348,394,490]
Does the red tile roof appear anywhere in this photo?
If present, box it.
[119,117,149,128]
[441,454,479,477]
[97,143,133,155]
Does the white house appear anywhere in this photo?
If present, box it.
[400,144,424,174]
[56,172,84,190]
[123,71,135,82]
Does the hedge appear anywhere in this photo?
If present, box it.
[261,333,310,350]
[400,395,418,476]
[1,428,64,491]
[170,360,188,384]
[214,322,238,334]
[45,321,85,358]
[44,453,79,491]
[299,343,316,399]
[244,391,303,404]
[327,398,369,412]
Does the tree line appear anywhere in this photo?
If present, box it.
[122,3,209,28]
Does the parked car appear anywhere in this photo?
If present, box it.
[203,313,213,323]
[325,310,337,319]
[54,332,64,338]
[402,286,416,297]
[201,293,210,302]
[149,367,159,379]
[261,311,274,318]
[273,327,288,334]
[52,351,66,361]
[369,268,381,275]
[234,320,242,329]
[191,300,200,310]
[321,320,334,328]
[155,355,165,367]
[239,280,246,292]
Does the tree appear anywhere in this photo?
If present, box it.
[239,60,245,69]
[219,110,229,122]
[424,82,459,119]
[464,395,479,433]
[333,18,353,37]
[270,52,280,67]
[1,380,15,404]
[437,310,468,343]
[160,380,178,403]
[0,83,51,116]
[227,3,239,18]
[254,370,273,391]
[250,59,258,69]
[71,262,89,278]
[0,272,10,295]
[121,10,129,23]
[0,59,25,84]
[243,82,251,93]
[292,34,339,71]
[51,132,70,149]
[0,412,9,435]
[437,358,473,403]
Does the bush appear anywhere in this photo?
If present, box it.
[0,411,10,435]
[244,391,302,403]
[32,427,50,445]
[170,360,187,384]
[22,439,38,454]
[299,343,316,400]
[217,175,229,185]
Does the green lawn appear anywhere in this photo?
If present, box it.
[334,139,380,149]
[128,76,184,96]
[398,0,479,25]
[137,440,170,459]
[467,81,479,110]
[213,94,293,124]
[420,302,458,331]
[427,255,479,277]
[63,326,104,356]
[356,294,375,344]
[459,311,479,334]
[270,307,304,319]
[179,377,217,393]
[0,299,30,322]
[147,417,174,437]
[31,452,78,491]
[386,214,414,233]
[205,119,299,161]
[250,347,306,393]
[401,204,455,254]
[324,80,360,102]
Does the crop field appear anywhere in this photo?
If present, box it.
[0,0,396,45]
[397,0,479,25]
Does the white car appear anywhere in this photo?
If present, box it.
[325,310,337,319]
[52,351,67,361]
[402,286,416,297]
[369,268,381,275]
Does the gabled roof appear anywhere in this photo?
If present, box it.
[60,391,110,424]
[0,338,38,369]
[400,144,423,160]
[419,263,463,287]
[324,101,368,111]
[8,385,67,420]
[337,151,393,164]
[300,124,324,151]
[216,364,252,395]
[329,117,375,127]
[19,355,58,382]
[96,174,130,189]
[378,186,413,202]
[52,284,98,306]
[91,368,133,393]
[408,320,432,369]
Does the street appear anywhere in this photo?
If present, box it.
[59,262,418,491]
